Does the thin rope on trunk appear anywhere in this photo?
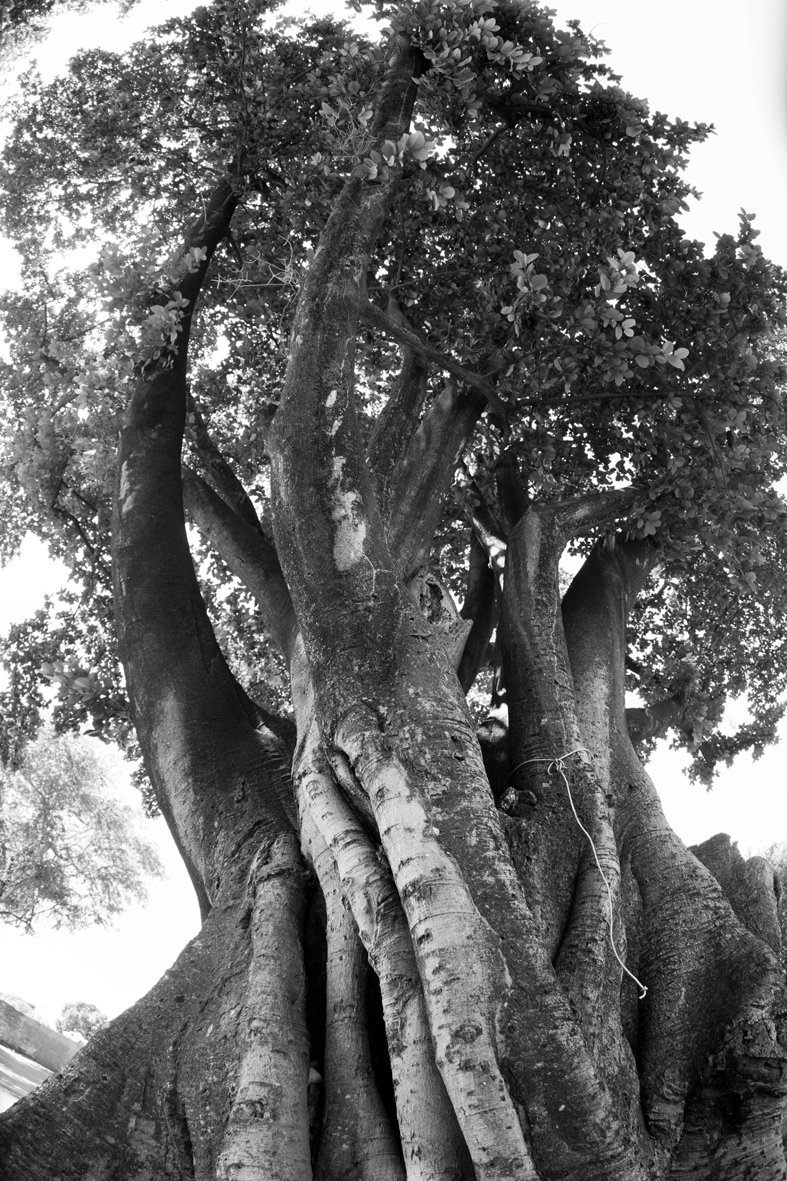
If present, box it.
[510,748,648,999]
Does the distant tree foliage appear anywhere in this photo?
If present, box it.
[1,0,76,58]
[0,0,140,63]
[0,728,163,932]
[55,999,108,1041]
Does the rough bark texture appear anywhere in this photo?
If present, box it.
[563,538,787,1179]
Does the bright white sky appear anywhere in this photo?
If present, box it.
[0,0,786,1025]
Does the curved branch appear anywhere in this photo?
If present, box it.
[113,176,295,912]
[625,694,689,746]
[186,394,266,535]
[166,175,240,377]
[182,467,298,664]
[465,482,507,582]
[551,487,639,539]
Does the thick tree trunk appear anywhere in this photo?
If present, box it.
[562,536,787,1179]
[0,840,305,1179]
[4,514,784,1181]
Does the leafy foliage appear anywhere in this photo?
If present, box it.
[55,999,108,1041]
[0,0,785,780]
[0,0,125,65]
[0,728,163,931]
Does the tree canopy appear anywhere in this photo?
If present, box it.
[1,0,785,780]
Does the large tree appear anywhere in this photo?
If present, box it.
[1,0,787,1177]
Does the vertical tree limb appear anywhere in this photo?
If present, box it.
[309,831,406,1181]
[216,832,312,1181]
[186,393,267,535]
[386,385,485,578]
[269,37,425,693]
[113,175,295,904]
[563,535,787,1171]
[500,501,640,1117]
[366,302,430,521]
[457,531,497,693]
[291,643,465,1181]
[182,466,298,662]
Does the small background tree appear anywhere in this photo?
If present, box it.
[0,728,163,932]
[55,1000,108,1042]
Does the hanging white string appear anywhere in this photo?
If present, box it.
[510,748,648,1000]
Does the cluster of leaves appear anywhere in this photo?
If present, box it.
[40,659,130,742]
[0,0,784,780]
[0,585,134,742]
[0,728,163,932]
[627,520,787,781]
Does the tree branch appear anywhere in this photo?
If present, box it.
[457,532,497,693]
[495,447,529,531]
[181,466,298,664]
[360,301,508,417]
[549,487,640,541]
[366,300,430,519]
[464,481,507,582]
[165,175,241,377]
[626,694,689,746]
[113,175,295,913]
[185,394,267,535]
[386,384,485,578]
[269,36,424,691]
